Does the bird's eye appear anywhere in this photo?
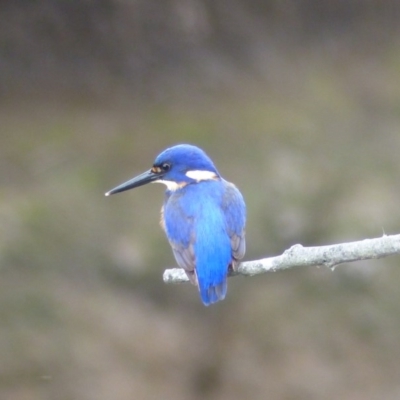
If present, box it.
[161,163,171,171]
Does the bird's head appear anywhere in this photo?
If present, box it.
[106,144,220,195]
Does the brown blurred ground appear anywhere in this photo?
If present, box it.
[1,1,400,399]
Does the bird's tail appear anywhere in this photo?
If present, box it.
[198,278,227,306]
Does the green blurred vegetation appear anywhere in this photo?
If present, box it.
[1,1,400,400]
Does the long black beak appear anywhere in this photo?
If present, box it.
[105,169,160,196]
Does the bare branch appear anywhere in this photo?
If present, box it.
[163,233,400,284]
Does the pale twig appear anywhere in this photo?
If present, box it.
[163,234,400,284]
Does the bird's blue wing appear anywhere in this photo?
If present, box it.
[221,181,246,265]
[161,195,198,285]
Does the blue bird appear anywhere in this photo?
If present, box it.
[105,144,246,305]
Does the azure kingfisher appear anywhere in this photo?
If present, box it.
[105,144,246,306]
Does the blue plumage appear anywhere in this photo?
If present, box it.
[106,144,246,305]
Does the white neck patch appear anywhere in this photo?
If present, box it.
[153,170,218,191]
[185,170,218,181]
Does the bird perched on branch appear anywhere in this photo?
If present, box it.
[106,144,246,305]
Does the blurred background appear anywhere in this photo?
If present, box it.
[1,1,400,399]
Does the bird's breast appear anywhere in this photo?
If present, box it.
[159,205,166,232]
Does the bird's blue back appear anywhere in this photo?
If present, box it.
[163,178,246,305]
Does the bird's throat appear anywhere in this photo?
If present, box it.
[154,180,188,191]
